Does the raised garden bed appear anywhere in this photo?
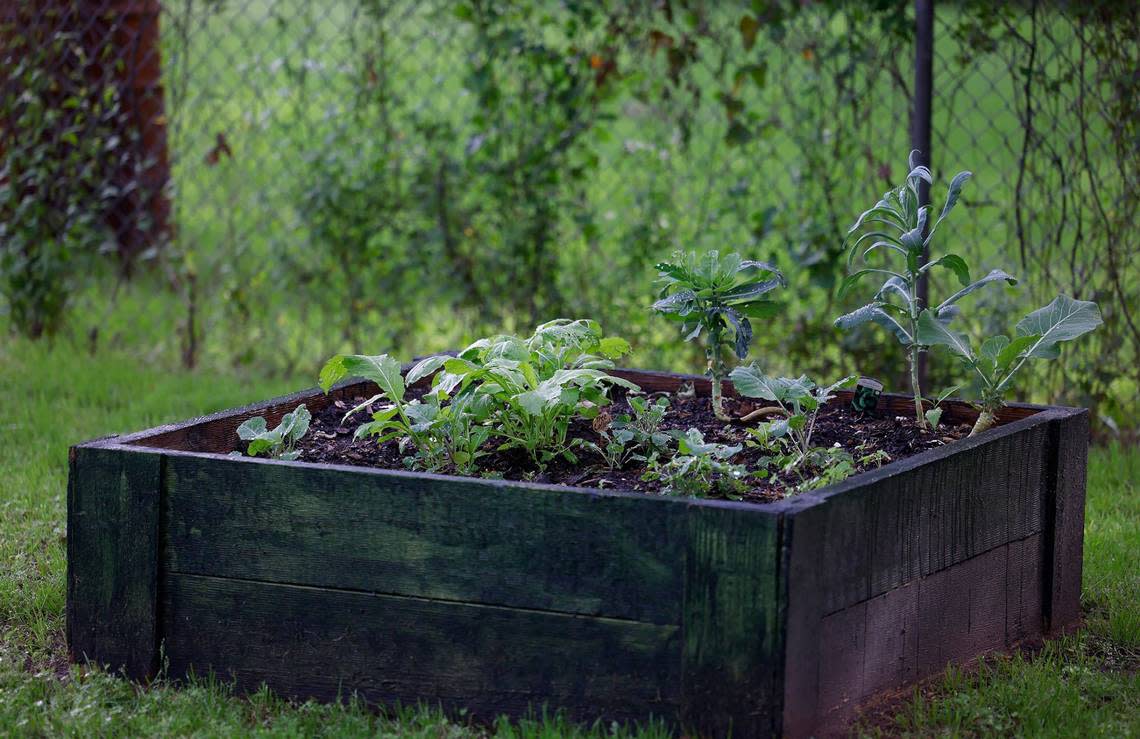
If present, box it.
[67,368,1088,738]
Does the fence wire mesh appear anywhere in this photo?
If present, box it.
[1,1,1136,431]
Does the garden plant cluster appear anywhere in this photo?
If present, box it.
[238,154,1102,500]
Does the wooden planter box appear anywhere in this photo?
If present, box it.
[67,369,1089,738]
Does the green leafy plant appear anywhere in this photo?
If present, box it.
[425,320,640,467]
[585,395,673,470]
[790,445,891,495]
[642,428,747,498]
[917,295,1102,436]
[318,353,457,470]
[923,385,961,430]
[652,250,786,421]
[834,151,1016,429]
[729,367,856,468]
[234,405,311,460]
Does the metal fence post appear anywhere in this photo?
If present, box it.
[913,0,934,394]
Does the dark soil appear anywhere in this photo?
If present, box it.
[279,387,971,505]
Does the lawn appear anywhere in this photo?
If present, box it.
[0,337,1136,737]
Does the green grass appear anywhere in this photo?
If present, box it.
[1,337,1137,737]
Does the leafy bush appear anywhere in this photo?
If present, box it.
[652,250,786,420]
[0,29,128,338]
[834,152,1017,428]
[919,294,1102,435]
[234,405,311,460]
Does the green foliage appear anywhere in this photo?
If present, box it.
[0,29,129,338]
[923,385,961,430]
[918,295,1103,435]
[652,250,786,420]
[834,151,1017,428]
[234,405,311,460]
[585,395,673,470]
[642,428,747,498]
[730,367,855,464]
[430,320,639,467]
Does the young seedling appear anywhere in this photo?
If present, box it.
[234,404,311,460]
[834,151,1017,429]
[318,352,457,470]
[642,428,747,498]
[585,395,673,470]
[652,250,786,422]
[917,294,1102,436]
[923,385,960,430]
[728,366,856,468]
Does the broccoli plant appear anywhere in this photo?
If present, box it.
[834,152,1016,429]
[234,404,311,460]
[917,295,1102,436]
[652,250,786,422]
[729,367,855,468]
[642,428,747,498]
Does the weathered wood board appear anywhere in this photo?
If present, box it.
[66,368,1089,738]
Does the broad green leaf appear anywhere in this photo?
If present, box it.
[922,253,971,286]
[834,303,913,345]
[916,309,973,359]
[979,335,1010,364]
[406,355,449,385]
[925,407,943,429]
[1014,295,1103,359]
[996,334,1040,369]
[723,308,752,360]
[874,276,913,308]
[596,336,632,359]
[236,416,267,440]
[936,269,1018,313]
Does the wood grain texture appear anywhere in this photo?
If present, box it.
[1045,409,1089,633]
[811,533,1047,736]
[161,453,688,624]
[681,505,782,739]
[67,444,162,679]
[808,412,1053,615]
[160,573,682,724]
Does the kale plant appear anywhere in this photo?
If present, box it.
[642,429,747,498]
[917,295,1102,436]
[652,250,786,421]
[426,320,640,467]
[234,404,311,460]
[834,152,1016,429]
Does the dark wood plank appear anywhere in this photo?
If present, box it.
[779,496,827,739]
[1005,533,1045,644]
[66,443,162,679]
[161,453,688,624]
[808,411,1056,614]
[160,573,682,724]
[680,505,782,739]
[1045,409,1089,634]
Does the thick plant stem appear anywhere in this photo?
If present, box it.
[970,408,998,437]
[909,348,926,429]
[711,376,731,422]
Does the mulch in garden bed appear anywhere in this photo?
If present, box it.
[278,387,970,504]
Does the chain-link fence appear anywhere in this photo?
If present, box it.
[2,1,1136,432]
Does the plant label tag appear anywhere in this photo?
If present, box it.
[852,377,883,412]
